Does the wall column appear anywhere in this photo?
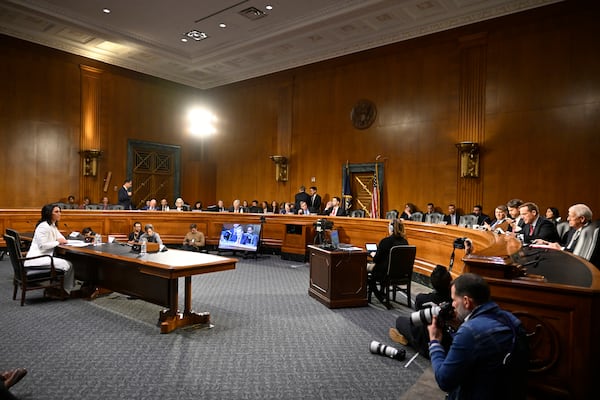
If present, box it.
[456,33,487,212]
[79,65,103,203]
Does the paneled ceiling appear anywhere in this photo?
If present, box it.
[0,0,561,89]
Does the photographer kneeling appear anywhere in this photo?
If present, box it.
[428,273,529,400]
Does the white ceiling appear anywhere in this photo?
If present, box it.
[0,0,561,89]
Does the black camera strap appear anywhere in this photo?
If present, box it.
[449,248,456,271]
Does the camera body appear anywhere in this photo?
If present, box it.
[410,301,454,327]
[313,218,334,232]
[453,237,468,249]
[369,341,406,361]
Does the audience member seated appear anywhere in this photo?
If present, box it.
[367,218,408,309]
[389,265,452,357]
[443,204,461,226]
[182,223,205,252]
[545,206,561,225]
[140,224,164,247]
[323,197,346,216]
[519,202,559,244]
[484,205,510,232]
[400,203,416,220]
[471,204,491,225]
[535,204,596,260]
[128,221,143,243]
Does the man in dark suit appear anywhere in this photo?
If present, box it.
[443,204,461,225]
[118,179,133,210]
[323,196,347,216]
[308,186,322,214]
[519,202,559,244]
[294,185,310,212]
[471,204,491,225]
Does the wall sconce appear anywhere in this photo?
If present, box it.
[80,149,102,177]
[269,155,288,182]
[455,142,480,178]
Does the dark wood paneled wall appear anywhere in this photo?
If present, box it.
[0,1,599,217]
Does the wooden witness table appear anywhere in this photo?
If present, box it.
[56,242,236,333]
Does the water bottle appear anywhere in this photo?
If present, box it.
[140,238,147,255]
[95,233,102,245]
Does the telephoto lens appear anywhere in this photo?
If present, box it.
[369,341,406,361]
[410,305,440,327]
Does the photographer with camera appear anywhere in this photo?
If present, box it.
[428,273,528,400]
[388,265,453,358]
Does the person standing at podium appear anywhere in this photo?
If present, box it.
[367,219,408,307]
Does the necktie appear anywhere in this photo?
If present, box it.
[330,208,336,216]
[529,225,534,235]
[566,229,581,251]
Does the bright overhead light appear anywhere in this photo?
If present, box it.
[181,38,188,42]
[187,108,217,137]
[219,23,227,28]
[102,8,111,14]
[266,5,273,10]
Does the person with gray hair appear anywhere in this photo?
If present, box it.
[536,204,596,259]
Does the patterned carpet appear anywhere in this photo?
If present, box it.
[0,252,444,400]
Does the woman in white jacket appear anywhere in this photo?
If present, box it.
[24,203,74,293]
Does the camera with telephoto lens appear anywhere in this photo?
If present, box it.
[369,341,406,361]
[313,218,334,232]
[410,301,454,327]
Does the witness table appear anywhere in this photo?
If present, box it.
[56,243,237,333]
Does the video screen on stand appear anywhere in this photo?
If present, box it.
[218,223,261,252]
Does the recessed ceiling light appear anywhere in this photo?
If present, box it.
[181,38,188,42]
[219,23,227,28]
[102,8,111,14]
[184,30,209,41]
[266,5,273,10]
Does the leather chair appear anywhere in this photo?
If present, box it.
[109,204,124,210]
[385,210,399,220]
[5,228,29,255]
[409,212,423,222]
[368,245,416,308]
[556,221,570,240]
[3,233,65,306]
[350,210,366,218]
[573,221,600,261]
[425,212,444,224]
[85,204,103,210]
[459,214,478,228]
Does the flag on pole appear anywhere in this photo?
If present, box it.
[342,162,352,211]
[370,171,380,219]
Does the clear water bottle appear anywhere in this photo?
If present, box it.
[140,238,147,255]
[95,233,102,245]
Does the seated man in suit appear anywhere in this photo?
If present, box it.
[535,204,595,258]
[423,202,436,221]
[506,198,524,233]
[471,204,491,226]
[519,202,559,244]
[323,196,346,216]
[443,204,461,226]
[248,200,262,213]
[484,205,510,232]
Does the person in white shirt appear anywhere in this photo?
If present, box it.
[25,203,75,293]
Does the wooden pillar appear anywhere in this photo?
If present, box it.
[79,65,103,203]
[456,33,487,212]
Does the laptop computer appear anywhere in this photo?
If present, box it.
[329,230,352,249]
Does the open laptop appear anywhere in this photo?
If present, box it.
[329,230,352,249]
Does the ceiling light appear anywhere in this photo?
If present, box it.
[184,30,208,41]
[102,8,111,14]
[239,7,267,21]
[181,38,188,42]
[219,23,227,28]
[266,5,273,10]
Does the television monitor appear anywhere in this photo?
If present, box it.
[218,223,261,252]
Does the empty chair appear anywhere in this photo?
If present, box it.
[85,204,103,210]
[459,214,478,228]
[385,210,399,220]
[350,210,366,218]
[109,204,124,210]
[409,212,423,222]
[368,245,416,308]
[4,233,65,306]
[5,228,30,255]
[425,212,445,224]
[556,221,570,240]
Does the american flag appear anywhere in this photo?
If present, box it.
[370,173,379,219]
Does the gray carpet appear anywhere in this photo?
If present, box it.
[0,252,444,400]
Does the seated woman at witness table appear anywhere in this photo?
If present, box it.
[367,218,409,308]
[25,203,75,294]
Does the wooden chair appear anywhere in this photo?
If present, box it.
[3,233,65,306]
[368,245,416,309]
[5,228,30,255]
